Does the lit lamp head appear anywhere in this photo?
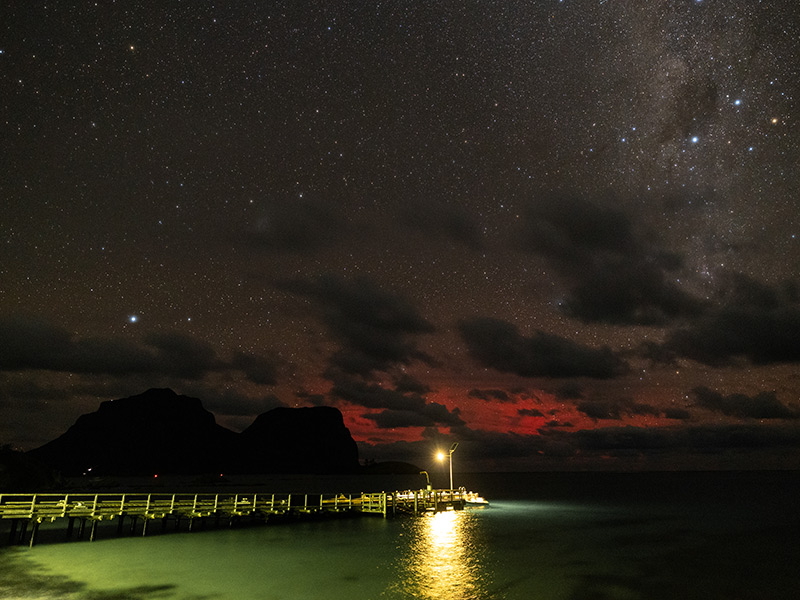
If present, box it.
[437,451,445,461]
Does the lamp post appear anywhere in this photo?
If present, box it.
[437,442,459,490]
[420,470,431,491]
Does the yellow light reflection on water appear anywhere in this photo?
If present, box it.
[390,509,490,599]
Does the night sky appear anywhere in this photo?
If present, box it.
[3,1,799,471]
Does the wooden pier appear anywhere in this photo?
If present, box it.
[0,488,482,547]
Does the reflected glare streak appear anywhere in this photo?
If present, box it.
[389,510,490,599]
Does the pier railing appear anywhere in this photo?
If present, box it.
[1,488,480,546]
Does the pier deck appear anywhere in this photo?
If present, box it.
[1,488,482,546]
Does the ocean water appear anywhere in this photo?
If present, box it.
[1,471,798,599]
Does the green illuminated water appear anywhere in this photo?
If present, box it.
[2,472,798,599]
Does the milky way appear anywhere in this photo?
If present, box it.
[2,1,799,470]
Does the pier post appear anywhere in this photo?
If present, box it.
[28,520,39,548]
[18,519,28,544]
[67,517,75,539]
[89,520,97,542]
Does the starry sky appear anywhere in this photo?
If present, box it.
[3,0,800,471]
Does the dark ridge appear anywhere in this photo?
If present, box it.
[26,388,360,477]
[239,406,359,474]
[0,445,57,491]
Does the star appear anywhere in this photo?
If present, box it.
[3,0,799,475]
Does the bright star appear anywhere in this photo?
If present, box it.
[128,315,138,323]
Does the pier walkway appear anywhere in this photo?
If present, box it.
[1,488,482,546]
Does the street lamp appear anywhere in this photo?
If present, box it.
[437,442,459,490]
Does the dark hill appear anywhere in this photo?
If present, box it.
[239,406,359,473]
[27,389,360,476]
[1,445,57,491]
[28,389,236,476]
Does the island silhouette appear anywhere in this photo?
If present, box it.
[25,388,362,477]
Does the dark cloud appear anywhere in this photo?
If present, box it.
[519,193,639,267]
[0,315,279,383]
[664,407,692,420]
[468,388,513,402]
[278,275,436,376]
[517,194,706,325]
[175,383,285,417]
[568,425,675,452]
[0,315,152,375]
[566,258,706,325]
[445,427,555,460]
[557,422,800,455]
[0,379,75,410]
[682,423,800,450]
[576,397,661,421]
[662,275,800,366]
[458,317,628,379]
[394,374,432,395]
[555,382,584,400]
[329,369,462,429]
[364,403,465,429]
[692,386,799,420]
[246,198,357,254]
[543,420,573,428]
[399,199,483,250]
[296,389,327,406]
[518,408,546,417]
[360,422,800,469]
[329,372,427,412]
[0,315,76,370]
[231,351,279,386]
[144,332,222,379]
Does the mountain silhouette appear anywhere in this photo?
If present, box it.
[27,388,360,476]
[239,406,359,474]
